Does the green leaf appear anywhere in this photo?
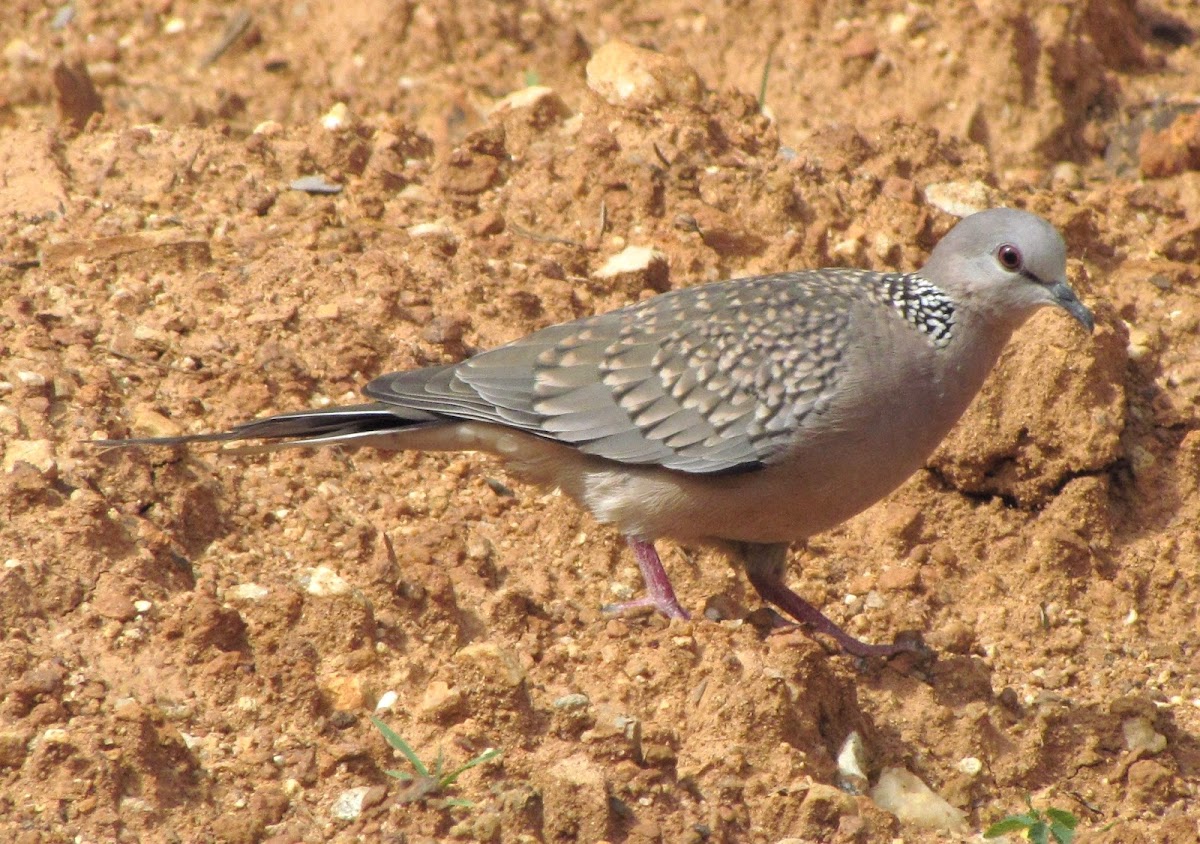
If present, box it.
[1045,809,1078,830]
[443,748,501,785]
[384,768,414,781]
[1049,821,1076,844]
[369,716,430,778]
[985,818,1034,836]
[1029,823,1051,844]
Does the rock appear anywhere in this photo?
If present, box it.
[210,812,265,844]
[320,102,351,132]
[0,130,68,219]
[870,768,967,832]
[226,583,270,602]
[1123,716,1167,755]
[302,566,352,596]
[289,175,342,194]
[1126,759,1179,805]
[836,731,870,794]
[877,566,920,593]
[453,642,526,688]
[491,85,570,122]
[131,408,183,439]
[320,674,374,712]
[923,181,998,218]
[553,693,590,710]
[1138,111,1200,178]
[52,59,103,131]
[797,783,859,834]
[586,41,702,110]
[417,679,465,723]
[580,705,642,762]
[91,573,137,621]
[956,757,983,776]
[1049,161,1084,189]
[3,440,56,477]
[537,754,613,841]
[595,245,670,293]
[0,732,28,768]
[330,786,372,821]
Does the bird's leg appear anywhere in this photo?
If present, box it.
[601,537,691,620]
[739,542,919,658]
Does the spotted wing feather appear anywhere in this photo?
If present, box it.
[365,272,860,474]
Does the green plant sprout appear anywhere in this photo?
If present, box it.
[984,797,1078,844]
[370,715,501,808]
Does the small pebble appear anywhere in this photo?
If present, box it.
[16,370,47,387]
[226,583,269,602]
[51,4,75,30]
[553,693,591,710]
[330,786,372,821]
[1123,716,1167,755]
[596,245,667,278]
[923,181,997,218]
[870,768,967,832]
[302,566,352,596]
[956,756,983,776]
[289,175,343,194]
[320,102,349,131]
[836,731,869,794]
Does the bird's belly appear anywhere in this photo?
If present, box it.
[582,383,959,544]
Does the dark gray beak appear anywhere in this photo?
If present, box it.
[1048,280,1095,333]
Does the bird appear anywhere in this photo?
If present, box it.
[97,208,1095,658]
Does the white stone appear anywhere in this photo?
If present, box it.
[3,439,56,475]
[226,583,270,602]
[870,768,967,832]
[836,731,869,793]
[303,566,352,596]
[330,786,372,821]
[1123,716,1166,755]
[596,245,666,278]
[924,181,998,218]
[321,102,349,131]
[956,756,983,776]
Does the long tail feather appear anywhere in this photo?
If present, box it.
[93,403,438,451]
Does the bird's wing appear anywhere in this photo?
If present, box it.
[365,272,857,474]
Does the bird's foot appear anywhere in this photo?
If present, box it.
[602,594,691,620]
[603,537,691,620]
[745,563,926,660]
[827,627,928,660]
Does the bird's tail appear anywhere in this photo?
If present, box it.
[93,403,438,454]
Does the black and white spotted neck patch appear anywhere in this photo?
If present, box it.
[875,272,956,347]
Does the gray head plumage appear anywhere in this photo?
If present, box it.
[922,208,1094,333]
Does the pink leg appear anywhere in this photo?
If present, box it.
[602,537,691,620]
[742,543,922,659]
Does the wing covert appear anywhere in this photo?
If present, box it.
[364,271,858,474]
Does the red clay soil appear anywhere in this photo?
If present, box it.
[1,1,1198,842]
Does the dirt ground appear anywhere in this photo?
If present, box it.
[2,0,1199,841]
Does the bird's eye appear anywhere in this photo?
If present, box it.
[997,244,1023,272]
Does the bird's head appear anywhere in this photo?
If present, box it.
[923,208,1094,334]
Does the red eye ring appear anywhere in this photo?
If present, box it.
[997,244,1023,271]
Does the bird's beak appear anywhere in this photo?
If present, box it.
[1047,280,1095,333]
